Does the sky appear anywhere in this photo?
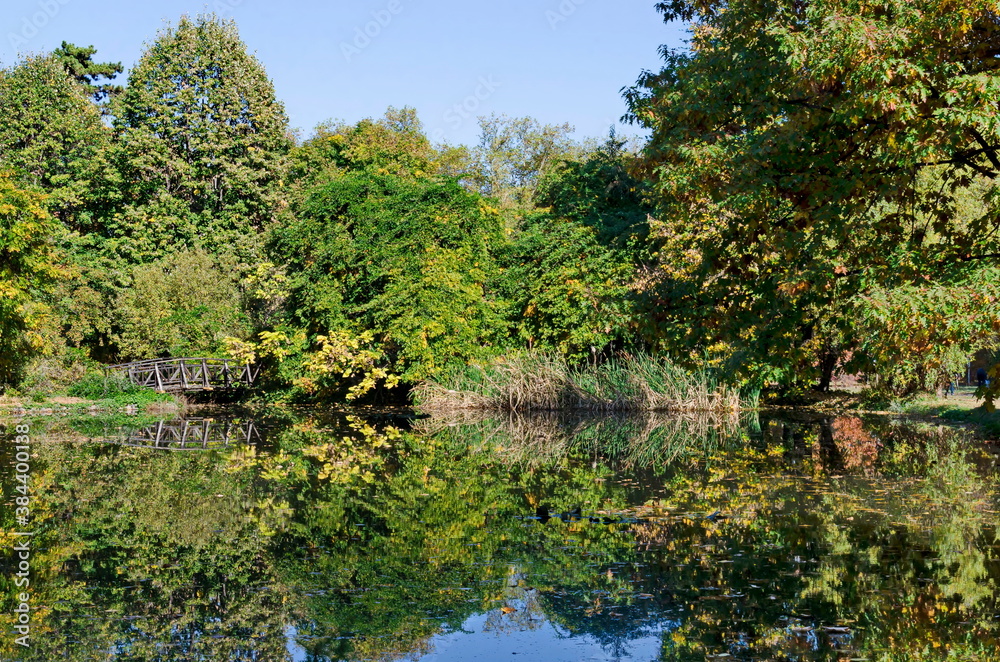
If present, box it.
[2,0,688,146]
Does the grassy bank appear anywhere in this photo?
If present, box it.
[413,353,744,413]
[759,386,1000,440]
[0,370,185,416]
[933,407,1000,438]
[893,388,1000,439]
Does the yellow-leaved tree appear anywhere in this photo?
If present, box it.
[0,172,63,387]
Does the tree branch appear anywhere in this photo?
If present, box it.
[967,126,1000,173]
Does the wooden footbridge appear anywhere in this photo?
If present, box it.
[108,358,258,393]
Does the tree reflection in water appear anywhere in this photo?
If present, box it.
[1,410,998,661]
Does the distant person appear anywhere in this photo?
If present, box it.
[977,367,989,388]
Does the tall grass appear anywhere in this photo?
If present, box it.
[413,353,744,413]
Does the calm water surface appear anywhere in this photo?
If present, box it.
[2,408,999,661]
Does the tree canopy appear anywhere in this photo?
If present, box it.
[110,14,290,262]
[0,173,63,385]
[0,6,996,405]
[52,41,123,104]
[271,170,503,381]
[0,54,111,231]
[625,0,1000,390]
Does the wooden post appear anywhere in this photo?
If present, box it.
[181,360,190,390]
[154,363,164,392]
[202,359,210,388]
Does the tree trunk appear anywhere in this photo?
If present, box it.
[817,347,839,392]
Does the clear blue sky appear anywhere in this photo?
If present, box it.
[3,0,687,146]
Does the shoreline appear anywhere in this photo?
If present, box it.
[0,394,186,418]
[2,388,996,441]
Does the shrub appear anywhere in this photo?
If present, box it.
[68,370,145,399]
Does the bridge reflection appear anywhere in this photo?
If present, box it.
[117,418,262,450]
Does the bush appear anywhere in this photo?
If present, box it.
[68,370,146,399]
[114,250,248,360]
[17,347,91,398]
[271,170,504,381]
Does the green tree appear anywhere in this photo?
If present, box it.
[111,14,291,263]
[490,136,652,360]
[535,133,651,249]
[52,41,123,104]
[852,267,1000,396]
[625,0,1000,391]
[470,114,578,209]
[288,107,434,192]
[270,170,503,381]
[0,54,112,231]
[290,107,485,200]
[113,250,248,360]
[0,172,63,386]
[493,212,635,358]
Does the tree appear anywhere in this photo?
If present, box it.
[625,0,1000,390]
[52,41,123,104]
[113,250,248,360]
[0,54,112,231]
[111,14,291,262]
[493,137,653,359]
[535,132,651,249]
[469,114,578,208]
[493,212,635,358]
[288,107,434,192]
[0,173,63,386]
[852,267,1000,395]
[289,107,486,202]
[270,171,503,381]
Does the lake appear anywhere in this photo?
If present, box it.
[2,408,999,661]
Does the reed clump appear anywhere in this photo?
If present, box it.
[413,353,743,413]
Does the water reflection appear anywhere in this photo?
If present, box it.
[415,409,746,469]
[125,418,262,449]
[1,409,999,661]
[6,412,269,450]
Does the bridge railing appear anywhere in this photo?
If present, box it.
[108,358,258,393]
